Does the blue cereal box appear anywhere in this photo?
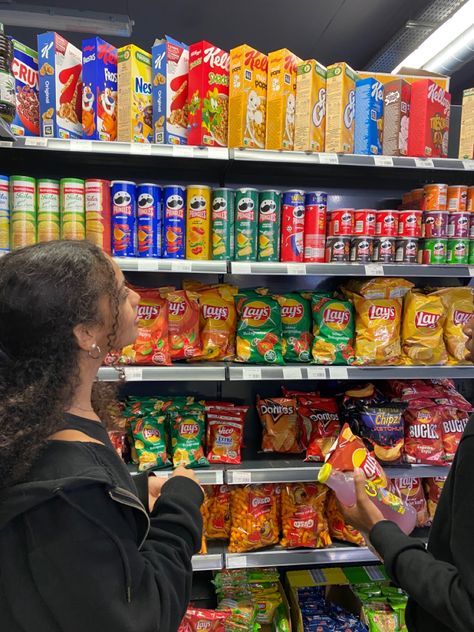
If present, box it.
[152,36,189,145]
[354,77,383,155]
[37,32,82,139]
[10,39,39,137]
[82,37,117,141]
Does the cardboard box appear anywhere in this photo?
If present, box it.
[358,69,450,91]
[82,37,117,141]
[152,35,189,145]
[459,87,474,160]
[354,77,383,155]
[117,44,153,143]
[10,39,39,137]
[188,40,230,147]
[382,78,411,156]
[294,59,326,152]
[37,31,82,139]
[407,78,451,158]
[228,44,268,149]
[325,62,358,153]
[265,48,302,150]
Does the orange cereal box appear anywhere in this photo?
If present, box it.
[117,44,153,143]
[294,59,326,152]
[228,44,267,149]
[265,48,302,151]
[325,62,358,153]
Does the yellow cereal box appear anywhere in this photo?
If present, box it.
[117,44,153,143]
[265,49,302,151]
[325,62,358,153]
[229,44,268,149]
[294,59,327,152]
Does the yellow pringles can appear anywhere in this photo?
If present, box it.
[10,175,36,249]
[186,185,211,259]
[37,179,60,242]
[60,178,85,240]
[0,175,9,252]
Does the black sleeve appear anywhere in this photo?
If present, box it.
[24,476,203,632]
[133,471,150,509]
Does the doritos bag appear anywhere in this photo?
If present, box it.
[235,291,283,364]
[390,477,430,527]
[257,396,302,453]
[402,291,447,365]
[280,483,331,549]
[403,405,446,465]
[197,285,238,361]
[167,290,202,360]
[298,396,341,461]
[277,293,313,362]
[434,287,474,363]
[311,296,355,365]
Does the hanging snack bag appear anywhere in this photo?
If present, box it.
[423,477,446,520]
[277,293,313,362]
[197,285,238,361]
[168,403,208,468]
[403,405,446,465]
[206,405,248,464]
[343,277,414,299]
[180,608,230,632]
[130,411,169,471]
[235,291,284,364]
[325,491,365,545]
[311,296,355,365]
[402,291,447,365]
[439,405,470,461]
[203,485,231,540]
[257,396,302,453]
[298,396,341,461]
[390,477,430,527]
[280,483,331,549]
[167,290,202,360]
[434,287,474,362]
[229,484,279,552]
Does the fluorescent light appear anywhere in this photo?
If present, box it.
[392,0,474,73]
[0,4,133,37]
[423,24,474,73]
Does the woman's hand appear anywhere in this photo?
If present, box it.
[148,475,167,512]
[339,468,385,533]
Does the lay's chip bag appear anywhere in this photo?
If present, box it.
[433,287,474,363]
[167,290,202,360]
[311,296,355,365]
[168,403,209,468]
[277,293,312,362]
[197,285,238,361]
[235,290,284,364]
[402,290,447,365]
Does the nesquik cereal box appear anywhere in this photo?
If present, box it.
[117,44,153,143]
[325,62,358,153]
[382,79,411,156]
[188,41,230,147]
[82,37,117,141]
[354,77,383,155]
[407,79,451,158]
[459,87,474,160]
[228,44,267,149]
[294,59,326,152]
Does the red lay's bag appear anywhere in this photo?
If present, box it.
[390,477,430,527]
[439,406,470,461]
[167,290,202,360]
[423,477,446,521]
[179,608,230,632]
[298,396,341,462]
[403,405,446,465]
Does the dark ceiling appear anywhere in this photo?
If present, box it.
[5,0,474,103]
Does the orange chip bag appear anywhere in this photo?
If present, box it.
[206,405,248,464]
[229,484,279,552]
[203,485,231,540]
[167,290,202,360]
[280,483,331,549]
[390,477,430,528]
[402,291,447,365]
[325,491,365,545]
[257,396,302,453]
[434,287,474,362]
[198,285,237,361]
[423,476,446,521]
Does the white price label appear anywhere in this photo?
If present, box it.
[242,367,262,380]
[283,367,302,380]
[373,156,393,167]
[414,158,434,168]
[138,259,159,271]
[286,263,306,275]
[228,555,248,569]
[231,472,252,484]
[328,367,349,379]
[70,139,92,152]
[318,152,338,165]
[152,470,172,479]
[469,267,474,277]
[171,260,192,272]
[173,145,194,158]
[25,137,48,147]
[306,367,327,380]
[365,263,384,276]
[206,147,227,159]
[233,262,252,274]
[463,160,474,171]
[0,141,13,148]
[131,143,152,155]
[124,367,143,381]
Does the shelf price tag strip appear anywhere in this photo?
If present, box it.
[25,137,48,147]
[231,471,252,484]
[283,367,302,379]
[130,143,152,155]
[373,156,393,167]
[414,158,434,168]
[328,367,349,379]
[318,153,338,165]
[365,263,384,276]
[242,367,262,380]
[306,367,327,380]
[171,260,193,272]
[124,367,143,381]
[138,260,159,271]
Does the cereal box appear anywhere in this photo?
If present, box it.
[37,32,82,139]
[152,35,189,145]
[325,62,358,153]
[294,59,326,152]
[459,87,474,160]
[10,39,39,137]
[407,79,451,158]
[117,44,152,143]
[188,41,230,147]
[228,44,267,149]
[382,79,411,156]
[354,77,383,155]
[358,70,450,91]
[265,48,302,150]
[81,37,117,141]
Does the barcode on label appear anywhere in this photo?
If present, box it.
[306,367,326,380]
[373,155,393,167]
[310,569,328,583]
[242,367,262,380]
[171,260,192,272]
[414,158,434,168]
[124,367,143,381]
[318,153,338,165]
[231,472,252,484]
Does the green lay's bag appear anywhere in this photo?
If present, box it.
[277,293,312,363]
[311,295,355,365]
[168,403,209,468]
[130,412,170,471]
[235,290,284,364]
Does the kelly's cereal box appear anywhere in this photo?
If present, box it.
[382,79,411,156]
[82,37,117,141]
[117,44,152,143]
[188,41,230,147]
[152,35,189,145]
[228,44,267,149]
[11,40,39,137]
[407,79,451,158]
[354,77,383,155]
[265,49,302,150]
[294,59,326,152]
[459,87,474,160]
[37,32,82,138]
[325,62,358,153]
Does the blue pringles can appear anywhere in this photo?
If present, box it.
[163,185,186,259]
[137,183,162,258]
[111,180,136,257]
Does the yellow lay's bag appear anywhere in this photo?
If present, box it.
[402,291,447,365]
[197,285,238,361]
[434,287,474,363]
[343,278,414,299]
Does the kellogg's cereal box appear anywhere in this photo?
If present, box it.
[265,48,302,151]
[459,87,474,160]
[382,79,411,156]
[81,37,117,141]
[357,70,450,91]
[407,79,451,158]
[11,39,39,137]
[37,32,82,138]
[294,59,326,152]
[117,44,152,143]
[325,62,358,153]
[354,77,383,155]
[228,44,267,149]
[152,35,189,145]
[188,41,230,147]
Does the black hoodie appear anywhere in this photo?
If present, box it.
[0,414,204,632]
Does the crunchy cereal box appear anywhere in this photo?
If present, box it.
[294,59,326,152]
[408,79,451,158]
[265,48,302,151]
[354,77,383,155]
[117,44,153,143]
[188,41,230,147]
[459,87,474,160]
[152,35,189,145]
[382,79,411,157]
[82,37,117,141]
[37,32,82,138]
[228,44,267,149]
[325,62,358,153]
[11,39,39,137]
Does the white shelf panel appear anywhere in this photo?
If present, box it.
[98,363,227,382]
[193,543,225,571]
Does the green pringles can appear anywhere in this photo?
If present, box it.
[420,239,448,264]
[258,190,281,262]
[469,240,474,265]
[211,187,234,260]
[235,187,259,261]
[447,238,469,264]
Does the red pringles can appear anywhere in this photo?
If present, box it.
[280,189,305,262]
[376,210,399,237]
[328,208,354,236]
[398,209,422,237]
[85,179,111,254]
[353,209,376,236]
[304,191,327,262]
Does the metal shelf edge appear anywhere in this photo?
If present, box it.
[224,546,378,569]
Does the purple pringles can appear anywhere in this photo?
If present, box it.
[137,183,162,258]
[162,185,186,259]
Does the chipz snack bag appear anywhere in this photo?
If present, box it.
[257,396,301,453]
[229,484,279,552]
[299,396,340,461]
[402,291,447,365]
[311,296,355,365]
[167,290,202,360]
[278,293,312,362]
[168,403,208,468]
[403,405,445,465]
[434,287,474,362]
[235,291,283,364]
[280,483,331,549]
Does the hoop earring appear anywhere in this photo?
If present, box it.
[88,343,101,360]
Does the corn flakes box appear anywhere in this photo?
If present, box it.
[11,39,39,137]
[117,44,153,143]
[407,79,451,158]
[228,44,267,149]
[152,35,189,145]
[37,32,82,139]
[188,40,230,147]
[265,48,302,151]
[294,59,326,152]
[354,77,383,155]
[82,37,117,141]
[325,62,358,153]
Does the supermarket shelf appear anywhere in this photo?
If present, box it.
[97,363,227,382]
[128,465,225,485]
[193,543,225,571]
[114,257,227,274]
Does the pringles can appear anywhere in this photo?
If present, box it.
[137,183,162,258]
[186,185,211,260]
[328,208,354,236]
[0,175,9,251]
[353,209,376,237]
[258,190,281,262]
[212,188,234,260]
[85,179,111,254]
[420,239,448,264]
[60,178,85,241]
[37,179,60,243]
[304,191,327,262]
[447,185,468,212]
[10,175,36,249]
[280,189,305,262]
[163,185,186,259]
[447,239,469,264]
[111,180,136,257]
[235,187,259,261]
[424,183,447,211]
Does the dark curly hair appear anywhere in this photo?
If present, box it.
[0,240,123,488]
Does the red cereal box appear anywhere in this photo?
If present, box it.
[407,79,451,158]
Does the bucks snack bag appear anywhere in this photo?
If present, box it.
[277,293,312,362]
[311,295,355,365]
[235,290,284,364]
